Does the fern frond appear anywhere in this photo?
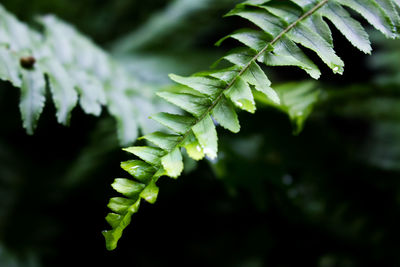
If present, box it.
[0,5,163,145]
[103,0,400,250]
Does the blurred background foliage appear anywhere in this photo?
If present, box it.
[0,0,400,266]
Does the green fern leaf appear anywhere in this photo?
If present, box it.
[157,91,211,117]
[211,95,241,133]
[286,22,344,73]
[215,47,257,68]
[161,148,184,178]
[263,35,321,79]
[192,115,218,159]
[226,6,286,38]
[336,0,397,38]
[120,160,155,183]
[376,0,400,30]
[104,0,400,250]
[242,62,279,104]
[169,74,225,98]
[123,146,166,166]
[225,76,256,113]
[150,113,196,134]
[182,132,205,160]
[111,178,146,199]
[261,2,302,24]
[140,132,182,151]
[320,2,372,54]
[0,47,21,87]
[19,69,46,135]
[139,179,160,204]
[216,28,269,51]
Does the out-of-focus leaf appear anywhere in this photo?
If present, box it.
[256,81,320,135]
[0,5,169,144]
[19,68,46,135]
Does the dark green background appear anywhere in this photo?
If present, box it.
[1,0,400,266]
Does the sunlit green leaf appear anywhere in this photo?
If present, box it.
[151,113,196,135]
[111,178,146,198]
[123,146,166,166]
[120,160,155,183]
[242,61,280,104]
[161,147,184,178]
[211,95,240,133]
[192,114,218,159]
[225,76,256,113]
[182,131,205,160]
[157,91,211,117]
[140,132,181,151]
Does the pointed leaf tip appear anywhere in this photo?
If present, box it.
[123,146,166,166]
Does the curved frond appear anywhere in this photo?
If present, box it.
[103,0,400,250]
